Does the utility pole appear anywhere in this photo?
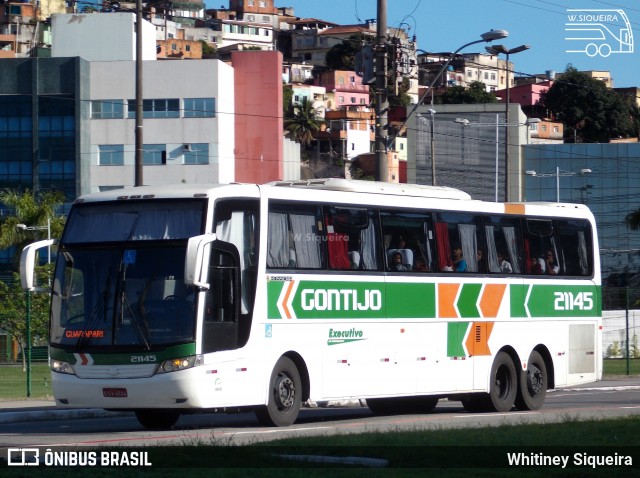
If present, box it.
[374,0,388,182]
[134,0,143,186]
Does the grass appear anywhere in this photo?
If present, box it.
[3,417,639,477]
[0,359,637,400]
[603,357,640,376]
[1,360,638,476]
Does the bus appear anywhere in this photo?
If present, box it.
[20,179,602,429]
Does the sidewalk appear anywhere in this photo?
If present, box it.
[1,377,639,425]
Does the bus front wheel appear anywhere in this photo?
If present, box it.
[515,350,547,410]
[135,410,180,429]
[255,356,302,427]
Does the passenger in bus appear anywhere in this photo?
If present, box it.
[529,255,544,274]
[391,235,407,249]
[476,249,486,273]
[390,251,409,271]
[545,250,559,275]
[414,255,430,272]
[498,251,513,273]
[451,243,467,272]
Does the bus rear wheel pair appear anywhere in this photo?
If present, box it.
[460,350,548,413]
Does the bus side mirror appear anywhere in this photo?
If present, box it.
[185,234,216,290]
[20,239,56,291]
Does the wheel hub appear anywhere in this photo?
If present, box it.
[275,373,295,410]
[527,365,543,395]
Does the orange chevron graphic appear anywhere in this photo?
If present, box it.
[438,283,460,318]
[465,322,494,356]
[282,280,295,319]
[479,283,507,318]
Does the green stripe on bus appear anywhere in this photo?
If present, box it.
[385,282,436,318]
[457,283,483,319]
[51,343,197,365]
[447,322,469,357]
[267,280,286,319]
[511,284,601,318]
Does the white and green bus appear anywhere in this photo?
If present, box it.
[20,179,601,429]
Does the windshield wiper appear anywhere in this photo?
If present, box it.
[119,260,151,350]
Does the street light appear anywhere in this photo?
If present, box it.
[526,167,592,202]
[455,117,540,202]
[485,44,530,201]
[16,218,51,264]
[389,28,509,180]
[15,218,51,398]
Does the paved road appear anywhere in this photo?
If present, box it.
[1,376,639,426]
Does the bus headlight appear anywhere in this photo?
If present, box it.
[51,360,75,375]
[157,355,203,374]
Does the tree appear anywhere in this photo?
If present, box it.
[540,66,635,143]
[199,40,216,58]
[325,35,364,71]
[438,81,497,104]
[284,97,325,147]
[0,190,64,367]
[389,77,412,107]
[0,189,65,265]
[625,209,640,231]
[283,85,293,118]
[0,270,51,369]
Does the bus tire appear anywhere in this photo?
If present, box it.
[515,350,548,411]
[366,397,395,415]
[135,410,180,429]
[460,394,489,413]
[487,351,517,412]
[255,356,302,427]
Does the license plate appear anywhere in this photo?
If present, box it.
[103,388,128,398]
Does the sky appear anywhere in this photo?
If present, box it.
[242,0,640,88]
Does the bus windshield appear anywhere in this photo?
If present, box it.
[62,200,205,243]
[50,245,196,348]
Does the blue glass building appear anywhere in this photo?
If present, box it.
[524,143,640,308]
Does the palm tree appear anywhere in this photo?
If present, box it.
[625,209,640,231]
[284,97,325,147]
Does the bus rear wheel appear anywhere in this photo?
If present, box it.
[135,410,180,429]
[487,351,518,412]
[515,350,548,411]
[255,356,302,427]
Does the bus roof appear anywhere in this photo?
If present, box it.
[73,183,259,203]
[267,179,472,200]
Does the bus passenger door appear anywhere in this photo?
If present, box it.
[201,245,240,353]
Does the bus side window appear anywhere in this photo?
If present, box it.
[556,219,593,276]
[381,210,434,272]
[267,206,323,269]
[326,207,378,271]
[483,215,523,274]
[435,213,482,273]
[524,219,560,276]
